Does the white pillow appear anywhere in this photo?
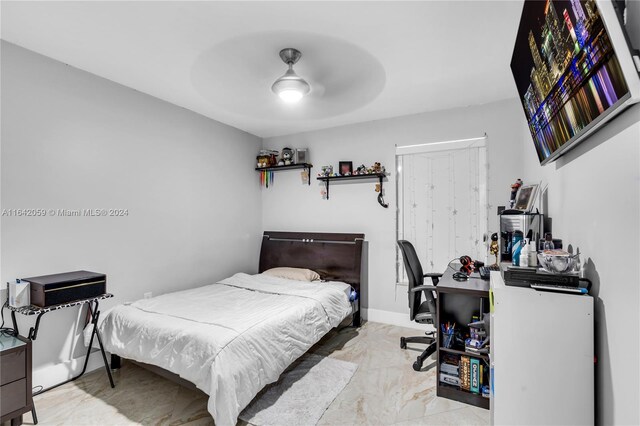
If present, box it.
[262,267,320,282]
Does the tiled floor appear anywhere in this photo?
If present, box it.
[21,322,489,425]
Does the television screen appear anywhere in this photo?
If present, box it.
[511,0,638,164]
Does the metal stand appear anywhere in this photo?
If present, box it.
[10,298,115,396]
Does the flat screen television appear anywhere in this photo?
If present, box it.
[511,0,640,165]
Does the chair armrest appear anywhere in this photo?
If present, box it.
[410,284,437,293]
[423,273,442,286]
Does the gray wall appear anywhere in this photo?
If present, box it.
[522,104,639,426]
[262,98,523,316]
[519,4,640,423]
[1,42,263,387]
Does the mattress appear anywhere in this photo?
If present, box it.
[99,272,352,425]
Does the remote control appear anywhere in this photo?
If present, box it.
[530,284,588,294]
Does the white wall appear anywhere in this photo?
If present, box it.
[522,105,639,425]
[518,4,640,423]
[262,98,523,315]
[0,42,263,388]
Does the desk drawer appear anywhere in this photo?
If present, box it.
[0,347,26,386]
[0,378,27,416]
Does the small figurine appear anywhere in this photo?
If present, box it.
[372,162,383,174]
[489,233,499,266]
[320,165,333,177]
[355,164,367,175]
[510,178,523,208]
[256,155,269,168]
[280,147,295,166]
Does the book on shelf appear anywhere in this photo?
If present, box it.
[470,358,480,394]
[460,356,471,391]
[441,353,460,365]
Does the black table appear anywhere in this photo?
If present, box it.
[8,294,115,394]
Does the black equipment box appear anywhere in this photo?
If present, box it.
[504,267,579,288]
[23,270,107,307]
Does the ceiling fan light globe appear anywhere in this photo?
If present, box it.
[278,89,304,103]
[271,64,310,103]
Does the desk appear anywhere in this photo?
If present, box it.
[436,272,490,409]
[8,294,115,394]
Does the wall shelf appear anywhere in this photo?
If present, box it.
[255,163,313,186]
[316,173,388,208]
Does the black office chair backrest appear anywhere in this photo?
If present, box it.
[397,240,436,322]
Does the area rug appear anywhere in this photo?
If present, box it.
[239,354,358,426]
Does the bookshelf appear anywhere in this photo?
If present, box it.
[435,275,490,410]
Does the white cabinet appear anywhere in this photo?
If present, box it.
[490,272,593,425]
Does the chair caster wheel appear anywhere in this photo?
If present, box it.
[413,360,422,371]
[400,337,407,349]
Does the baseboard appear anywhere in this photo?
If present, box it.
[32,348,107,391]
[362,308,436,332]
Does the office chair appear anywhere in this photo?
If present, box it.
[397,240,442,371]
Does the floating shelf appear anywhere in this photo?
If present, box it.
[316,173,388,208]
[255,163,313,186]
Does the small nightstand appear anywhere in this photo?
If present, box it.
[0,333,36,425]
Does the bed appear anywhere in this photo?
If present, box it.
[99,231,364,426]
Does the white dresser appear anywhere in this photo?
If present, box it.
[490,272,594,425]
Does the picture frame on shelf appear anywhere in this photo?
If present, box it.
[295,148,308,164]
[514,184,538,212]
[339,161,353,176]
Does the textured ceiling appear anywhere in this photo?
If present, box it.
[1,1,523,137]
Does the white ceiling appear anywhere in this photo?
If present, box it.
[1,1,523,138]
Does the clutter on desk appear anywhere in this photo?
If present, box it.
[459,255,484,275]
[489,233,499,266]
[537,249,580,274]
[478,264,500,280]
[511,230,524,265]
[499,211,542,262]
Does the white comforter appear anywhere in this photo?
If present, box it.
[100,273,352,425]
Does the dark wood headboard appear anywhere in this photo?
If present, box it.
[258,231,364,293]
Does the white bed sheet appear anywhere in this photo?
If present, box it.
[100,273,352,426]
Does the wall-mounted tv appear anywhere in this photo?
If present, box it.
[511,0,640,165]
